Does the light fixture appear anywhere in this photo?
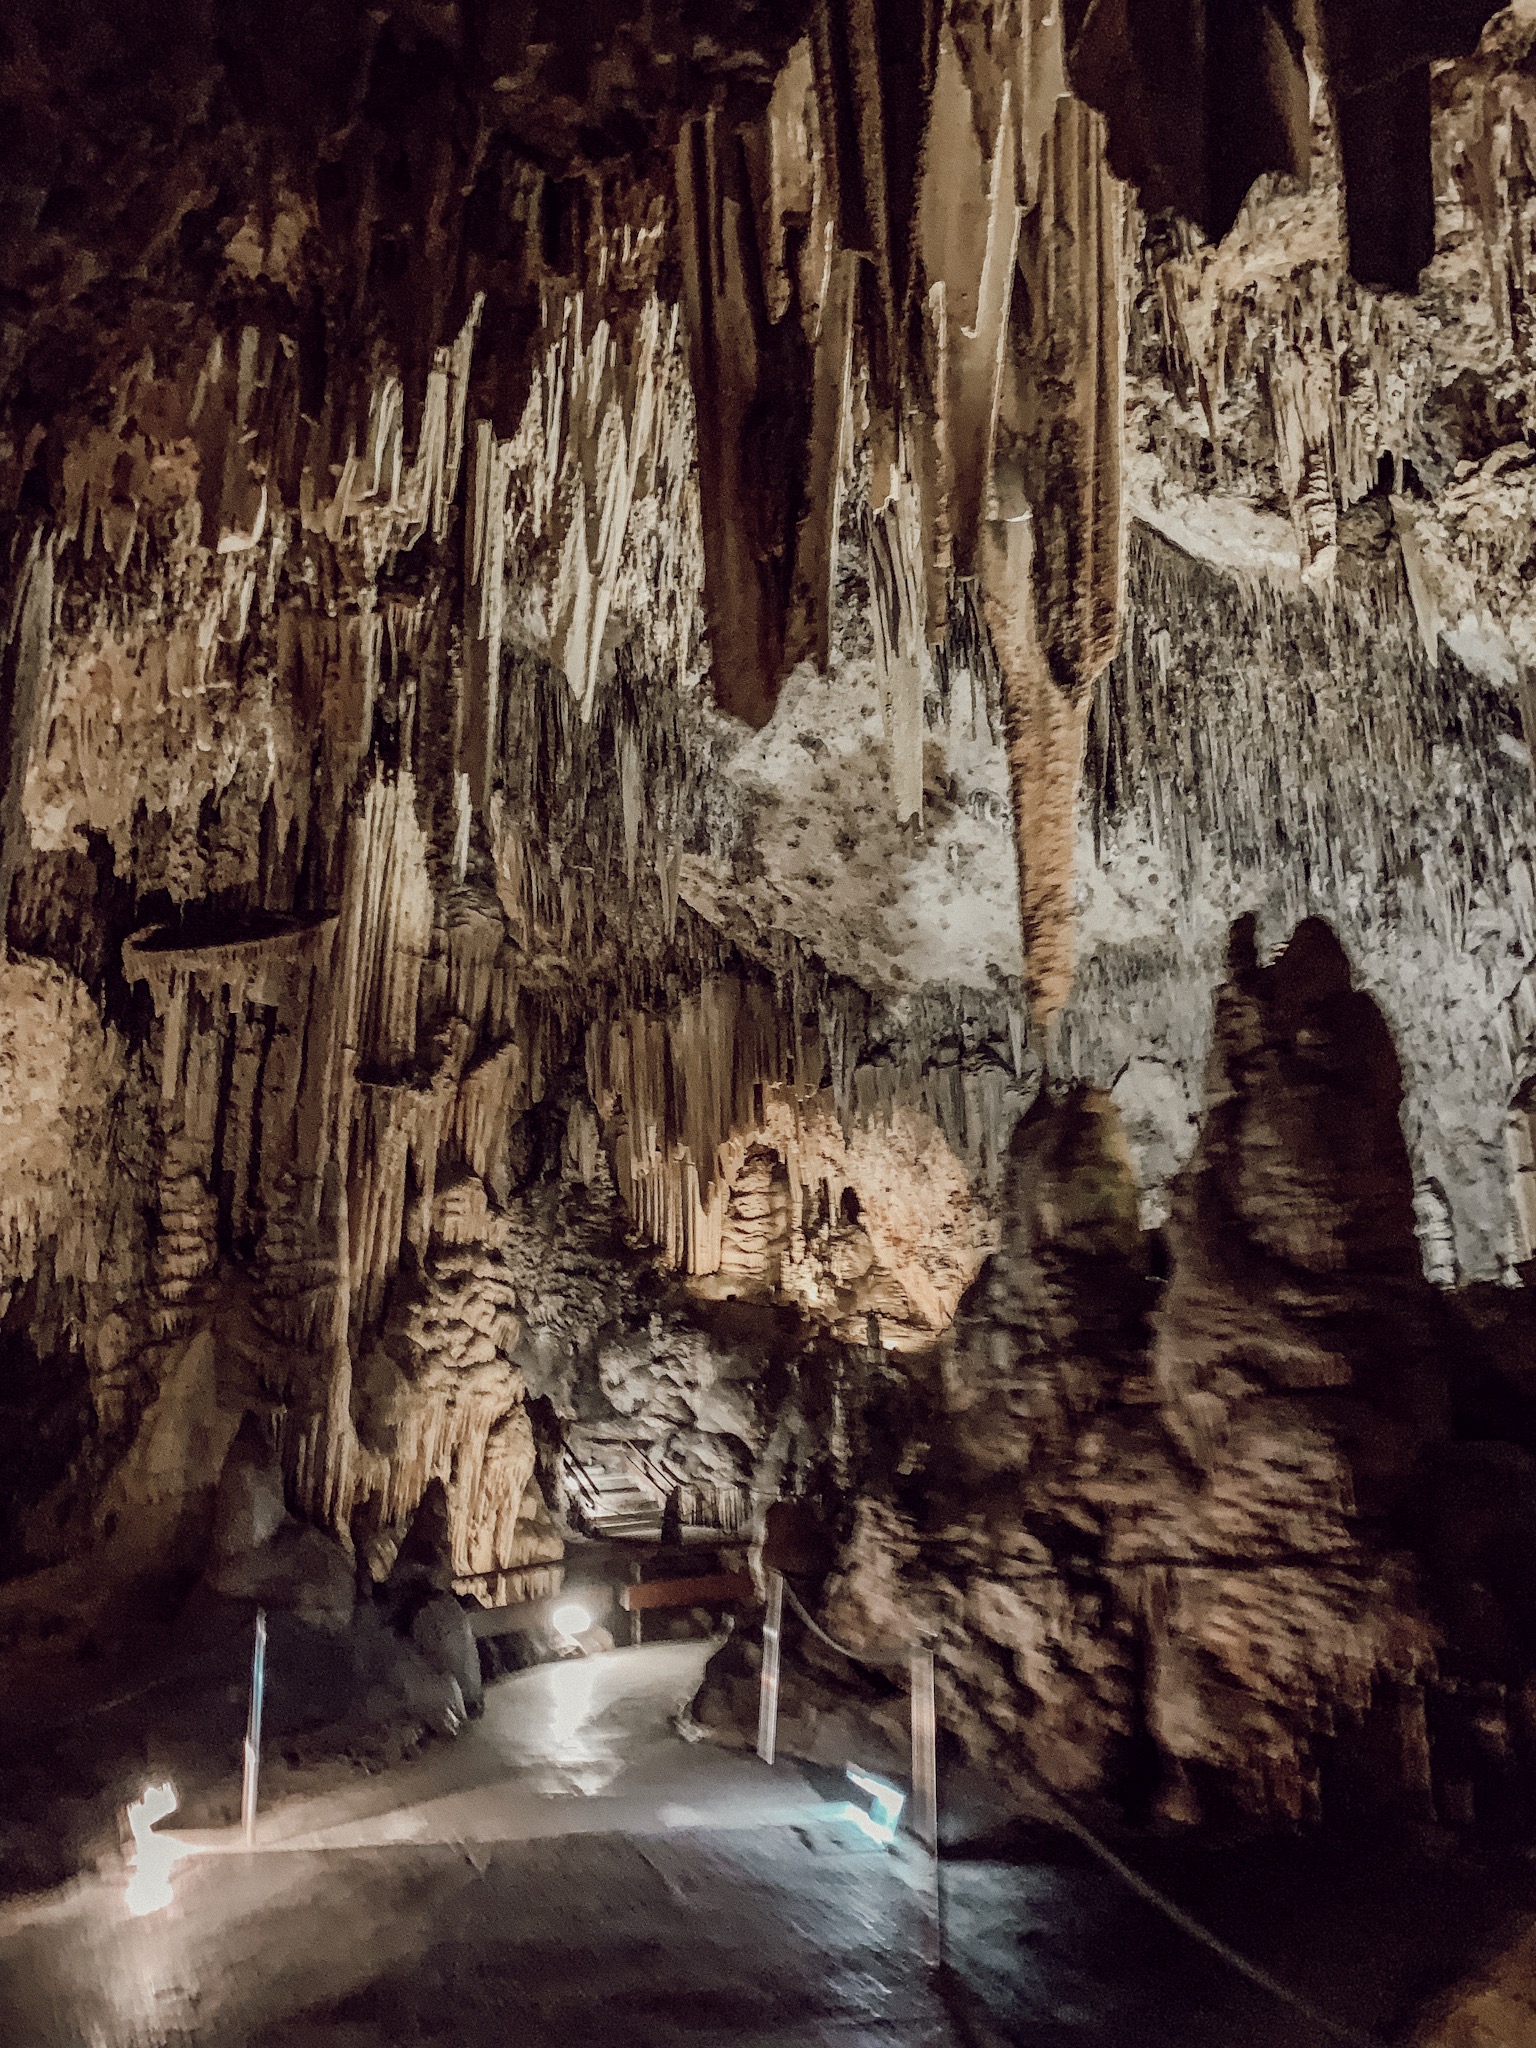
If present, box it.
[841,1764,905,1846]
[124,1782,181,1916]
[551,1601,593,1639]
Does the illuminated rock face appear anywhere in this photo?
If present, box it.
[10,1,1536,1827]
[694,935,1508,1828]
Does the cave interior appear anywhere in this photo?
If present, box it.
[8,2,1536,2042]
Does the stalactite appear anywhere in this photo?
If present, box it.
[463,423,513,814]
[867,457,928,825]
[503,270,700,720]
[747,5,1130,1013]
[0,534,53,950]
[583,969,1001,1338]
[0,956,118,1347]
[344,771,432,1075]
[675,64,830,726]
[1069,523,1536,1279]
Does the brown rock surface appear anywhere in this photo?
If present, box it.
[700,922,1513,1832]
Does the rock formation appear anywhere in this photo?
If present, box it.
[10,0,1536,1861]
[694,922,1534,1832]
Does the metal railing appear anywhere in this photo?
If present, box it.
[559,1447,605,1521]
[620,1440,680,1502]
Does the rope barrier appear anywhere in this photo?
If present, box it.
[771,1578,1392,2048]
[765,1573,938,1844]
[1016,1780,1389,2048]
[945,1551,1371,1574]
[779,1576,918,1669]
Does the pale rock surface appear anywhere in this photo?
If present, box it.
[409,1593,484,1719]
[209,1412,288,1562]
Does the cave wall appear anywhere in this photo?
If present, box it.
[699,922,1536,1835]
[0,0,1135,1583]
[1069,524,1536,1278]
[1058,8,1536,1275]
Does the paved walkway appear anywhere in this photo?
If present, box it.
[0,1641,1526,2046]
[244,1641,835,1851]
[0,1644,954,2047]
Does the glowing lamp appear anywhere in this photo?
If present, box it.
[551,1601,593,1639]
[841,1765,906,1846]
[124,1782,181,1916]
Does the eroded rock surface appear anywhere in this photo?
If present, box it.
[699,922,1536,1835]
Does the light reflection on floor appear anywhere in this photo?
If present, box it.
[121,1783,182,1918]
[546,1651,597,1756]
[0,1641,1518,2047]
[0,1642,928,2046]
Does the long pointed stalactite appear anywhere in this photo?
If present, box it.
[983,90,1126,1031]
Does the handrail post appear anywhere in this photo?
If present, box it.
[757,1570,784,1766]
[909,1645,942,1978]
[241,1607,267,1848]
[910,1647,937,1853]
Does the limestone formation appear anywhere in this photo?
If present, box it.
[696,928,1495,1830]
[14,0,1536,1891]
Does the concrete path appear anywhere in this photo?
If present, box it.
[242,1641,835,1851]
[0,1642,954,2047]
[0,1829,947,2047]
[0,1639,1527,2046]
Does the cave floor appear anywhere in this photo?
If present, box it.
[0,1642,1527,2046]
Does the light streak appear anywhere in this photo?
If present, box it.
[842,1765,906,1846]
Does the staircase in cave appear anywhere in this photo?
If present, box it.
[563,1446,668,1542]
[578,1469,666,1542]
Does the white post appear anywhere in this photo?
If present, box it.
[241,1607,267,1847]
[757,1571,784,1766]
[910,1647,937,1852]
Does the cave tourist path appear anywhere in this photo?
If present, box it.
[0,1638,1503,2047]
[0,1641,962,2048]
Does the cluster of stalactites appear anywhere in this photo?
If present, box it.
[107,759,566,1565]
[671,2,1126,1026]
[585,974,819,1271]
[582,969,1001,1333]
